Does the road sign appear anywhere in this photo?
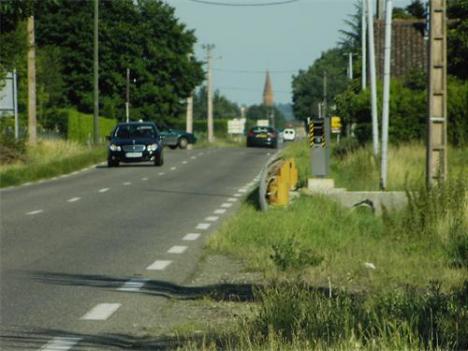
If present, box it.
[227,118,246,135]
[257,119,269,127]
[331,116,342,134]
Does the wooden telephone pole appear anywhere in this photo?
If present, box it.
[426,0,447,185]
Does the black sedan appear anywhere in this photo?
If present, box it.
[246,126,278,148]
[107,122,164,167]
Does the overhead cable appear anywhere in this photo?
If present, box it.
[188,0,299,7]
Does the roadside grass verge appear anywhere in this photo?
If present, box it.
[0,139,106,188]
[282,139,467,191]
[183,140,468,350]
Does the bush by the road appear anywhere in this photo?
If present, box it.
[0,139,106,188]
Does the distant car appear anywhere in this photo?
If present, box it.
[107,122,164,167]
[283,128,296,141]
[246,126,278,148]
[158,125,197,149]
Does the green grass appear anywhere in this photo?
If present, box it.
[0,139,106,187]
[184,141,468,350]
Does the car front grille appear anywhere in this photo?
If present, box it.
[122,144,145,152]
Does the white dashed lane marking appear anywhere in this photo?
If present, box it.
[81,303,121,321]
[147,260,172,270]
[214,209,226,215]
[26,210,43,216]
[158,172,165,176]
[170,167,177,171]
[167,245,188,254]
[183,233,200,241]
[67,197,81,203]
[141,177,149,181]
[221,203,233,208]
[182,161,188,164]
[191,156,197,160]
[117,278,148,292]
[205,216,219,222]
[99,188,109,193]
[233,193,242,197]
[227,198,238,202]
[40,337,81,351]
[238,189,247,193]
[123,182,132,186]
[196,223,211,230]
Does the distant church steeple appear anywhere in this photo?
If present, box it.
[263,71,274,107]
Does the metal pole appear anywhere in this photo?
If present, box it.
[93,0,99,144]
[426,0,448,185]
[362,0,367,90]
[367,0,379,156]
[347,53,354,80]
[186,94,193,133]
[204,44,214,143]
[323,71,327,118]
[13,69,19,140]
[380,0,393,190]
[126,68,130,123]
[27,16,37,145]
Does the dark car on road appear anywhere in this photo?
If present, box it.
[107,122,164,167]
[246,126,278,148]
[158,125,197,149]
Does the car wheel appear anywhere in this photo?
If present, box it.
[154,152,164,166]
[178,137,188,149]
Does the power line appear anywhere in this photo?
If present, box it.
[214,68,296,74]
[188,0,299,6]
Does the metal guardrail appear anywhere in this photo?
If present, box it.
[258,151,298,211]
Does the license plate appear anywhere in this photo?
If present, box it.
[126,152,142,158]
[257,134,267,138]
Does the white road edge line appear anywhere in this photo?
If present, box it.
[147,260,172,270]
[167,245,188,254]
[67,197,81,203]
[26,210,43,216]
[99,188,110,193]
[80,303,121,321]
[227,198,238,202]
[183,233,201,241]
[214,209,227,215]
[221,203,233,208]
[205,216,219,222]
[196,223,211,230]
[234,193,242,197]
[40,337,82,351]
[117,278,149,292]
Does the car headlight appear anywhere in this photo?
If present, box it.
[109,144,121,151]
[147,143,158,152]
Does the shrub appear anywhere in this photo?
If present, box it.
[0,134,26,164]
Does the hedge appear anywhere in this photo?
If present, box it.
[66,109,116,144]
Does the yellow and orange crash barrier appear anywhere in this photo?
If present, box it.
[267,158,298,206]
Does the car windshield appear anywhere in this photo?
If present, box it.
[114,124,156,139]
[252,127,274,133]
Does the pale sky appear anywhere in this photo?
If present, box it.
[166,0,415,106]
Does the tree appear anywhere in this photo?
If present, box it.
[192,86,240,120]
[292,48,348,120]
[448,0,468,80]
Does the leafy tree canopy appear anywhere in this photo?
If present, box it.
[1,0,204,124]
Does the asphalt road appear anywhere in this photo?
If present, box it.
[0,146,274,350]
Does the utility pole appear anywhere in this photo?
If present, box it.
[345,53,356,80]
[27,15,37,145]
[426,0,447,185]
[13,69,19,140]
[361,0,367,90]
[186,54,193,135]
[380,0,393,190]
[93,0,99,144]
[367,0,379,157]
[322,71,327,118]
[203,44,215,143]
[126,68,130,122]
